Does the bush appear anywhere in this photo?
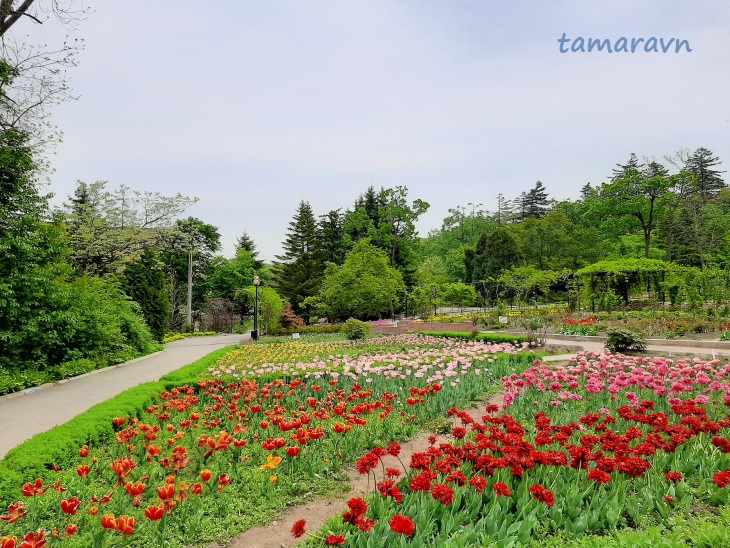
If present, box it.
[272,323,343,336]
[605,329,647,353]
[344,318,371,340]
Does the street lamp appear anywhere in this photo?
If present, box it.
[252,275,261,341]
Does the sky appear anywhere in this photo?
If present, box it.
[23,1,730,261]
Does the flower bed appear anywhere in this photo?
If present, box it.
[311,351,730,545]
[0,335,533,546]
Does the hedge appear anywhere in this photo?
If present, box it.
[0,345,238,503]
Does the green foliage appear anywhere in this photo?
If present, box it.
[122,248,170,342]
[161,331,217,344]
[441,282,477,310]
[472,226,523,283]
[498,266,563,303]
[205,248,256,302]
[605,328,647,353]
[159,216,222,329]
[63,180,198,276]
[274,200,323,322]
[343,318,372,340]
[237,286,284,335]
[312,239,405,320]
[271,323,343,336]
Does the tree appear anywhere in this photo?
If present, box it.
[63,181,198,276]
[594,164,673,259]
[685,147,725,202]
[471,227,523,282]
[318,209,347,265]
[310,239,404,321]
[205,248,256,303]
[1,1,88,146]
[122,248,170,342]
[496,194,512,225]
[371,186,429,283]
[611,153,643,181]
[237,286,284,335]
[159,217,221,330]
[441,283,477,312]
[235,231,264,269]
[518,181,550,220]
[0,128,156,367]
[274,200,322,322]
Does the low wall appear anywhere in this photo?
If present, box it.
[370,320,475,335]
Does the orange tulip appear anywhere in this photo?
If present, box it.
[157,483,175,501]
[1,536,16,548]
[60,497,80,515]
[21,479,48,498]
[18,530,46,548]
[77,465,90,478]
[100,514,116,530]
[144,505,165,521]
[1,502,26,524]
[125,482,146,497]
[115,515,136,536]
[65,523,78,537]
[200,469,212,482]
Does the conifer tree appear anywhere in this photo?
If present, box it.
[318,209,347,265]
[236,231,264,270]
[611,153,644,181]
[685,147,725,201]
[274,201,322,322]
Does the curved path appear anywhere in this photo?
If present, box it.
[0,334,247,459]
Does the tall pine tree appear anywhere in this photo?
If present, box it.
[236,231,264,270]
[274,201,322,322]
[685,147,725,202]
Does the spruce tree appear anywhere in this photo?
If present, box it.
[318,209,347,265]
[236,231,264,270]
[274,201,322,322]
[612,153,644,181]
[520,181,550,220]
[685,147,725,201]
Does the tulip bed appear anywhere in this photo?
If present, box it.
[0,334,535,547]
[306,351,730,547]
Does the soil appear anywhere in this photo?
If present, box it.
[210,392,504,548]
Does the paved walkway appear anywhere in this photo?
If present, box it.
[542,336,730,359]
[0,334,246,459]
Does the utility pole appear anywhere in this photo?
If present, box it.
[186,246,193,328]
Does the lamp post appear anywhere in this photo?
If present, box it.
[252,275,260,340]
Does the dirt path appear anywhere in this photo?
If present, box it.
[215,392,505,548]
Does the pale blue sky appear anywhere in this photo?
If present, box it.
[33,1,730,260]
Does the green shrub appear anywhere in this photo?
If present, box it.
[605,329,647,353]
[271,323,343,336]
[344,318,371,340]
